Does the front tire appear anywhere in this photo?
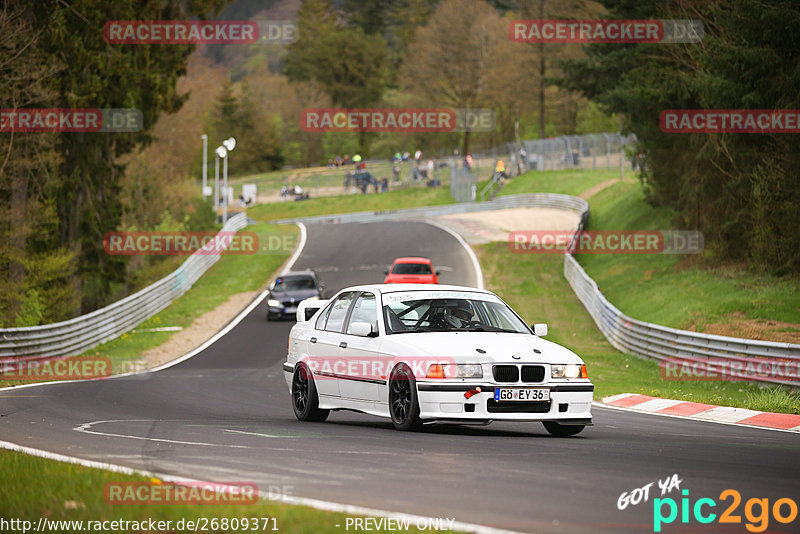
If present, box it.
[543,421,585,437]
[388,364,423,431]
[291,363,329,422]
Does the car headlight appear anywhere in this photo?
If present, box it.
[551,364,587,379]
[426,363,483,379]
[267,299,281,307]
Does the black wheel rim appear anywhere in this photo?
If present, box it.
[293,366,309,413]
[390,370,412,423]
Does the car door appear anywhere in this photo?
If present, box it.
[309,291,357,398]
[338,291,383,402]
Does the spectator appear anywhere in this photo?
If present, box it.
[402,151,410,161]
[381,177,389,192]
[495,160,508,181]
[426,159,435,180]
[465,153,473,171]
[414,149,422,164]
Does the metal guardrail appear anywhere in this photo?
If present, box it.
[0,213,249,362]
[276,193,799,386]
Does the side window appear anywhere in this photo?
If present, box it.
[347,292,377,334]
[314,302,332,330]
[323,292,355,333]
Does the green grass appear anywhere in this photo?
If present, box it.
[498,167,620,198]
[500,169,800,331]
[0,223,297,387]
[476,243,782,410]
[0,449,440,534]
[576,180,800,329]
[249,186,455,222]
[744,387,800,415]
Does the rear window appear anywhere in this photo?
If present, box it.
[391,263,433,275]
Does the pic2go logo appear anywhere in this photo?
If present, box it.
[653,489,798,533]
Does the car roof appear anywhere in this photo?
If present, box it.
[340,283,495,296]
[391,257,432,264]
[277,270,316,278]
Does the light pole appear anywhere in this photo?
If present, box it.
[201,134,208,197]
[215,146,226,215]
[221,137,236,223]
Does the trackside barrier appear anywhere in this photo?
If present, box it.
[276,193,800,386]
[0,213,249,362]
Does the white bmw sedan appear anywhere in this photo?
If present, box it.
[283,284,593,436]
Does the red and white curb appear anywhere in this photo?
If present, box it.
[602,393,800,433]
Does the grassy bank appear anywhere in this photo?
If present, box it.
[0,223,297,387]
[499,169,800,341]
[0,449,438,534]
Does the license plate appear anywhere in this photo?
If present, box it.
[494,388,550,402]
[284,306,297,314]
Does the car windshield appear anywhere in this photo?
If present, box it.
[273,276,316,291]
[383,294,529,334]
[391,263,433,275]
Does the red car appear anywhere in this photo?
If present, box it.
[383,257,440,284]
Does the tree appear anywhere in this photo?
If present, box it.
[285,0,393,150]
[561,0,800,273]
[24,0,225,312]
[0,1,78,325]
[399,0,513,154]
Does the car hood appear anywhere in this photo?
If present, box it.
[382,331,583,364]
[270,288,320,301]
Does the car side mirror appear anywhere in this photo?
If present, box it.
[532,323,548,337]
[349,321,374,337]
[384,270,389,275]
[435,270,441,276]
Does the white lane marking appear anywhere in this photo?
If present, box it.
[74,419,253,448]
[424,220,484,289]
[223,429,297,439]
[281,222,307,274]
[593,401,800,433]
[0,439,527,534]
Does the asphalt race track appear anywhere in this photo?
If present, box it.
[1,221,798,533]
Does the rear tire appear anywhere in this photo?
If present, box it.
[291,363,329,422]
[543,421,585,437]
[388,364,423,431]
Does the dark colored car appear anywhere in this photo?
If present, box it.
[266,271,326,321]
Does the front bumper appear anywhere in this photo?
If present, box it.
[416,382,593,423]
[268,304,298,317]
